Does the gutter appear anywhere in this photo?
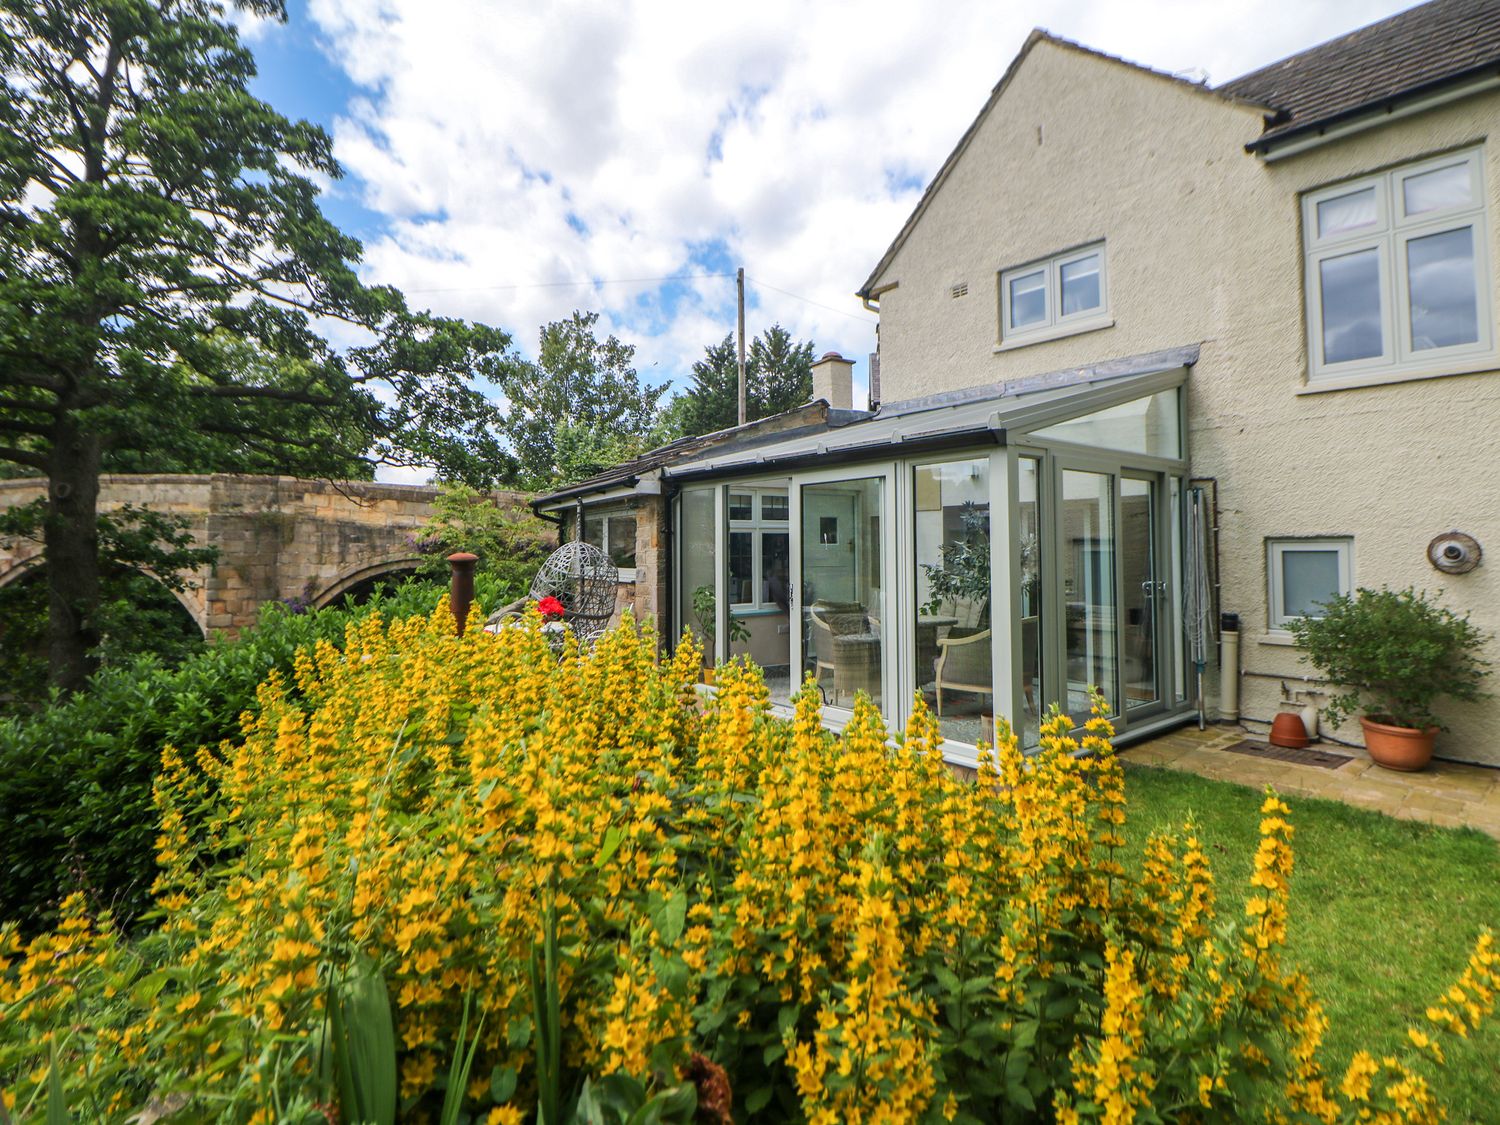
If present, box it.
[1251,65,1500,161]
[666,424,1007,483]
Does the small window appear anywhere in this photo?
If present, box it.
[581,509,636,573]
[1268,538,1352,631]
[1302,147,1492,382]
[726,485,790,609]
[998,242,1109,346]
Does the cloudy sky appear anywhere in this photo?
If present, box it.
[245,0,1414,478]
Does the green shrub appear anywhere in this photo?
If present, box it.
[1290,587,1491,730]
[0,577,506,934]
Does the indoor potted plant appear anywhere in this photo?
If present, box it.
[691,584,750,684]
[1290,586,1490,771]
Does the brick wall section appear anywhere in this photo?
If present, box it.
[0,474,535,636]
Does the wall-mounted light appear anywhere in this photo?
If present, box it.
[1427,530,1482,575]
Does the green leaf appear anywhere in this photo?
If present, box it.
[491,1065,518,1104]
[45,1043,68,1125]
[597,826,626,869]
[743,1085,773,1115]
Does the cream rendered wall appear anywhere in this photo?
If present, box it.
[867,38,1500,765]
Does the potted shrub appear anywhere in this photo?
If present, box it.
[1290,586,1490,771]
[691,584,750,684]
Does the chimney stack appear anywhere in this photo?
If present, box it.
[811,351,854,411]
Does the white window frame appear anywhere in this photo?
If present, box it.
[1302,147,1494,387]
[727,487,790,611]
[582,508,637,581]
[1267,537,1353,634]
[997,241,1111,350]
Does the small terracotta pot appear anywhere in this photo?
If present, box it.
[1269,712,1310,749]
[1360,716,1437,772]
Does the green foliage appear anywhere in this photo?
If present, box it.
[0,0,523,691]
[919,501,991,623]
[0,579,475,934]
[499,311,669,489]
[663,325,816,440]
[324,953,398,1125]
[411,481,553,604]
[0,501,218,714]
[690,584,749,647]
[1290,586,1491,730]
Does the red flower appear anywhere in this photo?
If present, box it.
[537,595,565,622]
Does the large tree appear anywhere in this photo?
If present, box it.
[0,0,521,693]
[666,324,815,439]
[500,310,668,489]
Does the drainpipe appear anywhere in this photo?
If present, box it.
[448,552,477,635]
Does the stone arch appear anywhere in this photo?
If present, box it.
[312,557,425,610]
[0,555,208,636]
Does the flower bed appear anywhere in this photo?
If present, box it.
[1,606,1495,1123]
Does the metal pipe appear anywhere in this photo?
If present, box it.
[448,552,478,635]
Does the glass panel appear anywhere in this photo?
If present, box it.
[678,489,718,667]
[1319,247,1384,364]
[1009,269,1046,328]
[728,531,754,605]
[1281,549,1341,618]
[1018,458,1044,749]
[1317,187,1378,238]
[1060,253,1101,316]
[728,493,754,521]
[1169,478,1185,705]
[1407,226,1479,351]
[1120,479,1158,713]
[761,493,789,521]
[914,458,991,745]
[802,477,884,712]
[582,514,605,550]
[1029,388,1180,459]
[1062,469,1116,722]
[761,533,790,608]
[606,515,636,569]
[1404,163,1471,216]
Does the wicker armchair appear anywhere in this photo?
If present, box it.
[808,604,882,705]
[934,628,991,715]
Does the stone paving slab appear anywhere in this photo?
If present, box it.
[1120,724,1500,839]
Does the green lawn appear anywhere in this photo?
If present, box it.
[1119,764,1500,1124]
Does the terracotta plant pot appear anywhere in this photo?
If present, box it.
[1360,716,1437,772]
[1268,712,1310,749]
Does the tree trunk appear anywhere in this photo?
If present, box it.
[44,418,103,694]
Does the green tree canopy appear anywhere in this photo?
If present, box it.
[665,324,815,439]
[0,0,523,692]
[500,310,668,490]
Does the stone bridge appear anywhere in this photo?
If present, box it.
[0,474,531,635]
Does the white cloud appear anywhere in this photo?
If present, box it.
[302,0,1415,416]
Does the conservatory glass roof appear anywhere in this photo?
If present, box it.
[665,344,1196,480]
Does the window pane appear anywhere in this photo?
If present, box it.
[679,489,717,666]
[1317,187,1378,238]
[1059,254,1101,315]
[761,492,789,521]
[1019,458,1044,749]
[1009,270,1046,328]
[914,459,991,745]
[1319,248,1384,364]
[1281,550,1341,618]
[1404,163,1471,216]
[1029,388,1180,459]
[1062,470,1115,724]
[606,515,635,569]
[582,515,605,549]
[728,530,754,604]
[761,532,790,610]
[1407,226,1479,351]
[728,493,753,521]
[803,477,884,712]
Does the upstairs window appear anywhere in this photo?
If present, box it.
[998,242,1109,347]
[1303,148,1493,382]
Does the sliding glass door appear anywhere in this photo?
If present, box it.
[798,473,889,714]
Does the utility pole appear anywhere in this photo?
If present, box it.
[736,267,747,427]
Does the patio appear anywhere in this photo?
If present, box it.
[1120,724,1500,838]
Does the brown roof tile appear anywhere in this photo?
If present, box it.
[1219,0,1500,149]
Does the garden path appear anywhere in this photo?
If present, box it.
[1120,725,1500,838]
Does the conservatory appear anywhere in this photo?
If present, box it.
[667,347,1200,760]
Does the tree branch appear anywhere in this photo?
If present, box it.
[0,444,48,471]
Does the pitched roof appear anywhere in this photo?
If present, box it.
[1219,0,1500,151]
[856,31,1258,300]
